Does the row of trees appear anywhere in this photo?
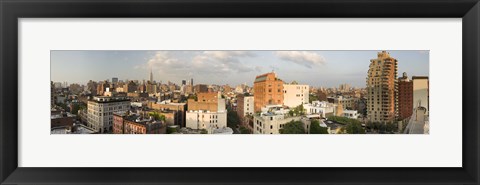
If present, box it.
[279,121,305,134]
[365,121,398,133]
[327,116,366,134]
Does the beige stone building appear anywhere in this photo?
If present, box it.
[187,92,221,112]
[148,100,187,127]
[366,51,398,122]
[412,76,429,114]
[253,105,299,134]
[283,81,309,108]
[185,92,227,133]
[87,96,130,133]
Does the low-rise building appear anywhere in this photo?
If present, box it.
[113,111,166,134]
[185,92,228,133]
[253,105,302,134]
[212,127,234,134]
[327,96,357,110]
[148,100,187,127]
[187,92,222,112]
[148,109,176,126]
[72,124,97,134]
[185,110,227,134]
[130,102,143,108]
[304,101,337,118]
[51,126,72,134]
[51,123,97,134]
[51,111,76,129]
[342,109,359,119]
[323,120,346,134]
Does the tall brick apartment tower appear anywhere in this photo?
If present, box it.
[253,72,284,112]
[398,72,413,120]
[366,51,398,123]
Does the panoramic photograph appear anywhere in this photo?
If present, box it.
[51,50,429,134]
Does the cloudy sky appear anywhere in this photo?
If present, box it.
[51,50,429,88]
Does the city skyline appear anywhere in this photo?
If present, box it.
[52,50,430,135]
[51,50,429,87]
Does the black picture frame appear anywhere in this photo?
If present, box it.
[1,0,479,184]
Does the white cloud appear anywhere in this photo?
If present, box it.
[143,51,186,70]
[192,51,257,73]
[203,51,255,60]
[137,51,258,80]
[275,51,326,68]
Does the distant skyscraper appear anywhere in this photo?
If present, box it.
[149,69,153,83]
[191,78,194,86]
[398,72,413,120]
[182,80,186,86]
[339,83,350,92]
[112,77,118,84]
[96,81,110,96]
[194,84,208,93]
[366,51,398,122]
[253,72,284,112]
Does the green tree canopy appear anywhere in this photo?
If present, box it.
[166,126,178,134]
[327,116,361,125]
[279,120,305,134]
[288,104,306,117]
[239,126,251,134]
[327,116,365,134]
[227,109,240,129]
[310,120,328,134]
[345,122,365,134]
[309,94,319,103]
[71,103,86,115]
[149,112,166,121]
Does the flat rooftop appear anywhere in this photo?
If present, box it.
[89,96,130,103]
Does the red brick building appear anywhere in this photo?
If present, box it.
[113,112,126,134]
[253,72,284,112]
[236,94,254,129]
[113,112,166,134]
[398,72,413,120]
